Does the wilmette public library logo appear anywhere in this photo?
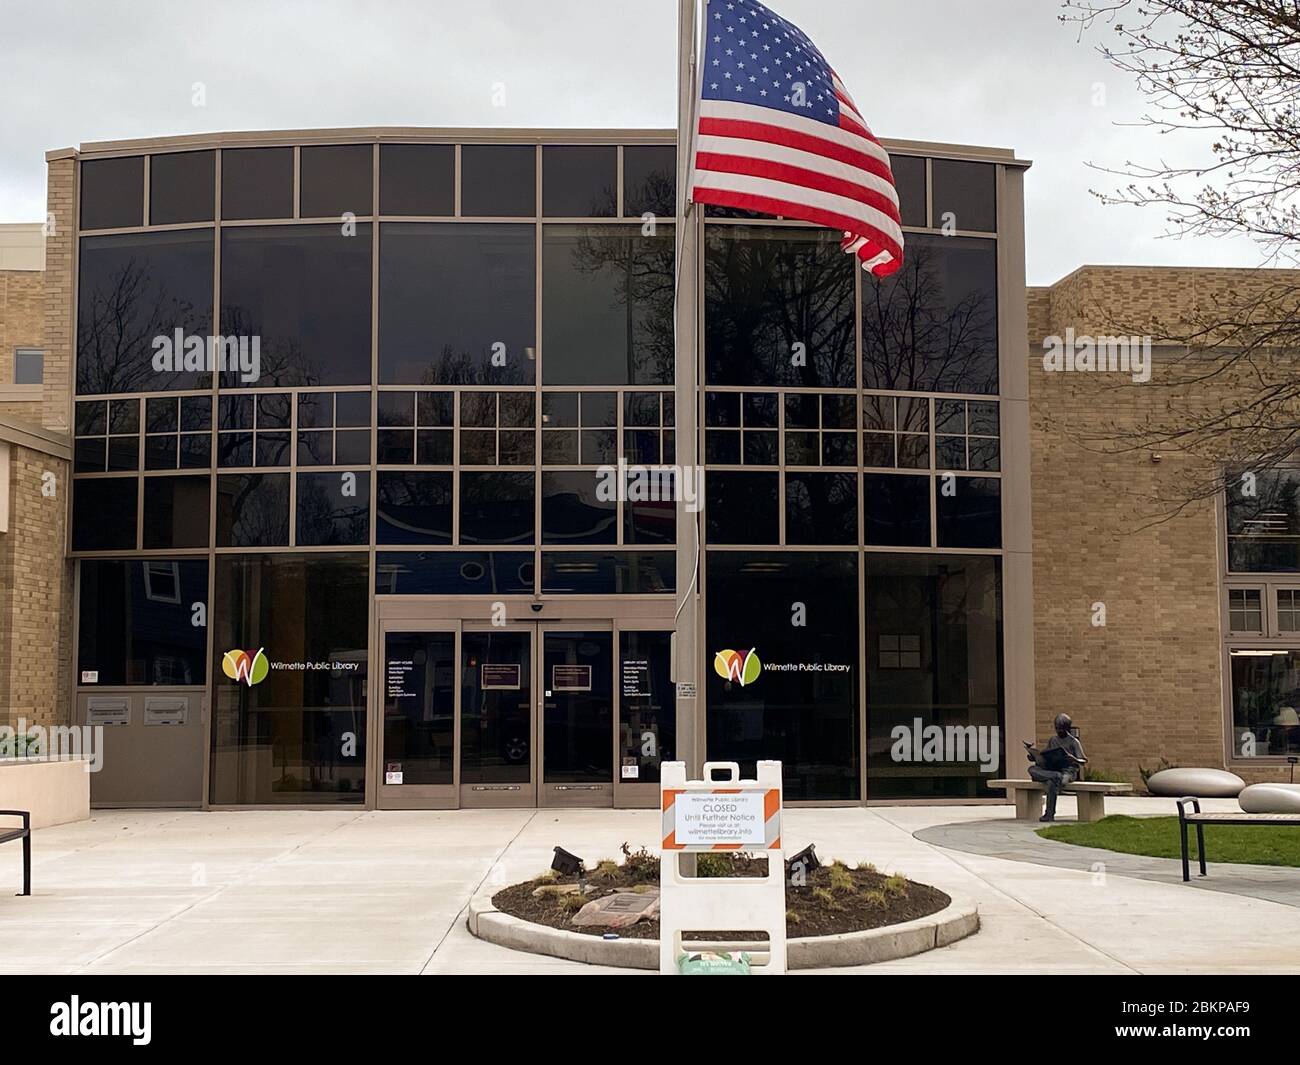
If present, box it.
[222,648,269,687]
[152,329,261,383]
[222,647,363,686]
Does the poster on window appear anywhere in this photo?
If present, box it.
[481,663,522,690]
[553,664,592,692]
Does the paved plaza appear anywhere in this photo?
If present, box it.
[2,796,1297,974]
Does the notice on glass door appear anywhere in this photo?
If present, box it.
[552,664,592,692]
[482,663,522,690]
[386,659,416,701]
[621,659,650,698]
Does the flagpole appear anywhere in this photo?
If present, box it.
[673,0,701,777]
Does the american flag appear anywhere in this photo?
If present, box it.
[690,0,905,277]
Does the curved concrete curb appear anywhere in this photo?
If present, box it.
[467,893,978,970]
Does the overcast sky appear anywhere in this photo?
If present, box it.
[0,0,1267,284]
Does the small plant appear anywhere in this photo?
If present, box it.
[535,868,559,884]
[862,888,887,907]
[631,882,653,895]
[812,886,843,911]
[560,892,588,914]
[695,853,734,878]
[619,841,660,884]
[828,861,856,895]
[855,860,878,874]
[883,874,908,899]
[786,909,800,926]
[590,859,621,883]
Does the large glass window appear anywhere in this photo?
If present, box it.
[220,224,373,387]
[72,477,138,552]
[77,230,214,394]
[459,472,535,545]
[542,471,617,545]
[862,233,999,394]
[706,551,860,800]
[376,472,453,544]
[296,471,370,546]
[1230,650,1300,758]
[77,559,208,685]
[865,554,1004,798]
[379,144,454,216]
[705,471,779,545]
[542,225,674,385]
[460,144,535,217]
[705,225,856,388]
[211,553,369,804]
[623,145,676,219]
[81,156,144,230]
[216,472,290,547]
[539,552,674,594]
[143,475,210,549]
[379,223,535,385]
[375,551,534,595]
[299,144,372,219]
[220,147,293,221]
[149,151,215,226]
[1226,468,1300,572]
[543,146,617,217]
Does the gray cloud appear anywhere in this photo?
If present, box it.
[0,0,1265,283]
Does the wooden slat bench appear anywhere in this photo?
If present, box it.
[988,779,1133,822]
[0,810,30,897]
[1175,797,1300,882]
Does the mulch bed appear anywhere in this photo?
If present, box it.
[492,845,951,940]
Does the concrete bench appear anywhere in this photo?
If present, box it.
[988,779,1133,822]
[0,810,30,896]
[1176,797,1300,882]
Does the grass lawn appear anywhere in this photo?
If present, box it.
[1038,815,1300,868]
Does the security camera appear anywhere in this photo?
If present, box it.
[530,602,543,613]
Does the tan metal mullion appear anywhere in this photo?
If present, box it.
[141,155,150,227]
[453,144,462,217]
[534,155,543,592]
[292,145,301,219]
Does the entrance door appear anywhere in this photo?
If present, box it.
[377,618,667,809]
[460,626,536,807]
[538,626,614,807]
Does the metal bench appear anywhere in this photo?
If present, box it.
[1175,797,1300,882]
[0,810,30,896]
[988,779,1133,822]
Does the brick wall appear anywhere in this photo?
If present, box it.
[0,444,71,728]
[42,156,74,432]
[1029,265,1298,785]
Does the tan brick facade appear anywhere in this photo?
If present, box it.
[0,158,77,730]
[0,442,72,729]
[1029,265,1299,786]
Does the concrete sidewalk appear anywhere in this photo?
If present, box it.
[1,796,1296,974]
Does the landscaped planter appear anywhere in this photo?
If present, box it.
[0,758,91,828]
[467,892,979,970]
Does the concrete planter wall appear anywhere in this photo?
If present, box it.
[468,893,979,970]
[0,758,91,828]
